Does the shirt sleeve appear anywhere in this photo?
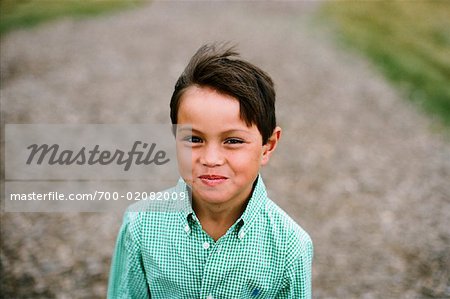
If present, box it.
[107,211,150,299]
[276,237,313,299]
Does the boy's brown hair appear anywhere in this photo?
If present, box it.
[170,43,276,144]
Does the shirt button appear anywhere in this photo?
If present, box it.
[238,231,246,239]
[206,296,214,299]
[184,224,190,233]
[203,241,210,250]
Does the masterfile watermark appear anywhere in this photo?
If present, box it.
[26,141,170,171]
[4,124,192,212]
[9,190,187,201]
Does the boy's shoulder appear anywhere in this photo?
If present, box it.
[256,198,312,255]
[246,176,312,247]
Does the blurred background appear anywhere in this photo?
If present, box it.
[1,1,449,298]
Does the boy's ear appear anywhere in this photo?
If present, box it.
[261,126,281,166]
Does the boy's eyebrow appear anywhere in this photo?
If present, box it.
[177,127,193,133]
[177,127,250,135]
[220,129,251,135]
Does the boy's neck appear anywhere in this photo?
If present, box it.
[192,194,251,241]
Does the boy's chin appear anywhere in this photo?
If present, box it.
[190,184,232,203]
[192,192,232,205]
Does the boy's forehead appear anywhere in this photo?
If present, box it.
[182,85,236,101]
[179,86,240,117]
[177,86,260,135]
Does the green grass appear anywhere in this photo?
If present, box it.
[0,0,145,35]
[320,1,450,127]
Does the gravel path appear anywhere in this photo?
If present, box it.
[1,2,449,298]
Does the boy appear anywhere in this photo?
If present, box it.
[108,44,313,298]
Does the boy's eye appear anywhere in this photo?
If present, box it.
[183,136,202,143]
[224,138,244,145]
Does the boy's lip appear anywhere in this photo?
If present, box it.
[198,175,228,186]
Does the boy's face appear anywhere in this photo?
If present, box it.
[176,85,279,208]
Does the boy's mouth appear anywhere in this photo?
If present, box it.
[198,175,228,186]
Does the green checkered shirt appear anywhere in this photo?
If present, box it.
[108,176,313,298]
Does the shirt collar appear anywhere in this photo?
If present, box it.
[235,175,267,239]
[178,175,268,239]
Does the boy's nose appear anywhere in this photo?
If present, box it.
[199,144,224,167]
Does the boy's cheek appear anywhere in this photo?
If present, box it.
[176,148,194,181]
[177,159,193,178]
